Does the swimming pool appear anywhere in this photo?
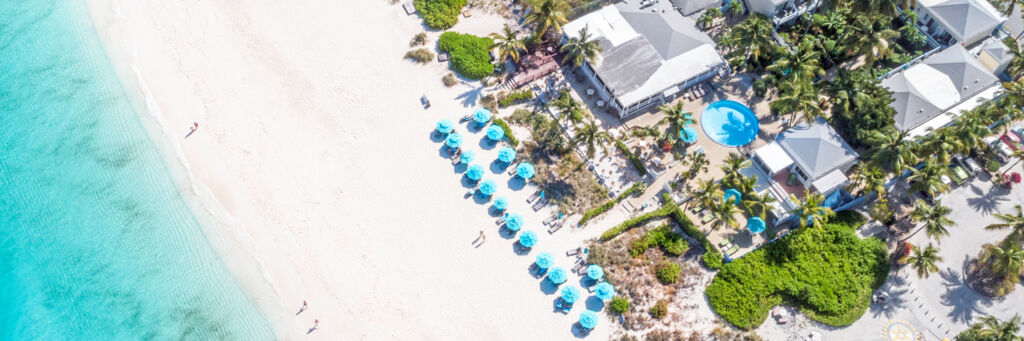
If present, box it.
[700,100,760,147]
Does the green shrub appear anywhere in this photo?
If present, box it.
[655,262,682,284]
[579,182,646,226]
[438,32,494,80]
[650,300,669,319]
[492,118,518,147]
[706,212,889,329]
[609,296,630,314]
[615,140,648,176]
[702,250,723,270]
[414,0,466,29]
[629,224,688,257]
[405,48,434,64]
[498,89,534,107]
[987,159,1001,173]
[662,237,689,256]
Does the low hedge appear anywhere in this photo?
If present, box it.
[438,32,494,80]
[492,118,518,147]
[615,140,648,176]
[414,0,466,29]
[667,202,722,270]
[599,203,676,242]
[498,89,534,107]
[579,182,646,226]
[630,224,689,257]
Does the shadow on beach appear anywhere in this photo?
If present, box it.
[506,177,526,191]
[539,279,559,295]
[584,296,604,312]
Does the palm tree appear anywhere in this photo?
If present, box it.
[774,78,822,125]
[847,162,887,196]
[572,120,610,158]
[727,0,745,18]
[790,191,834,229]
[845,14,899,68]
[692,178,721,210]
[993,0,1024,18]
[720,14,775,70]
[852,0,900,16]
[982,242,1024,285]
[768,39,823,82]
[489,24,525,64]
[683,152,709,178]
[986,205,1024,246]
[550,90,585,125]
[918,129,965,165]
[655,102,694,142]
[1005,149,1024,178]
[743,191,778,220]
[560,27,602,67]
[907,161,951,199]
[710,200,742,230]
[720,153,751,188]
[949,109,992,152]
[907,243,943,278]
[866,129,916,172]
[697,8,722,30]
[524,0,569,42]
[909,199,955,244]
[1004,37,1024,79]
[962,314,1024,341]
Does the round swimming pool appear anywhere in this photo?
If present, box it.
[700,100,759,147]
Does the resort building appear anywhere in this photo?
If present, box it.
[743,0,822,26]
[913,0,1006,47]
[562,3,728,118]
[880,45,1002,138]
[743,118,859,223]
[670,0,721,16]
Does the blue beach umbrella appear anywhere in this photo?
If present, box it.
[594,282,615,301]
[561,285,582,303]
[493,197,509,211]
[579,311,598,329]
[535,252,554,269]
[472,108,492,124]
[479,179,498,196]
[460,150,476,164]
[436,119,454,134]
[516,162,536,179]
[680,126,699,143]
[547,267,568,284]
[497,147,517,163]
[518,230,538,248]
[466,164,485,180]
[723,188,742,205]
[445,133,463,148]
[486,125,505,140]
[586,265,604,280]
[505,213,524,231]
[747,217,766,234]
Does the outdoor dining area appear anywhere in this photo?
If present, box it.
[434,110,616,334]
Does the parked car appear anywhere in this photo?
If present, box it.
[955,154,982,175]
[985,136,1012,162]
[1012,125,1024,140]
[1002,132,1022,151]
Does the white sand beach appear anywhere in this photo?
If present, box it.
[86,0,616,339]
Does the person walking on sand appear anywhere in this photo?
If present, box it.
[185,122,199,139]
[307,319,319,334]
[297,300,307,315]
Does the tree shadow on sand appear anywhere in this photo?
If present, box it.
[966,184,1009,215]
[455,86,482,108]
[939,266,991,324]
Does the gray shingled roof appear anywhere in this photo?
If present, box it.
[594,36,663,97]
[981,38,1013,64]
[776,118,858,180]
[920,0,1001,42]
[670,0,721,16]
[882,45,999,131]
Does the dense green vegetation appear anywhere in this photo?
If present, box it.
[438,32,494,80]
[655,262,681,284]
[414,0,466,29]
[497,89,534,107]
[579,182,645,225]
[706,212,889,329]
[609,296,630,314]
[630,224,688,257]
[614,140,648,176]
[956,314,1023,341]
[491,118,518,147]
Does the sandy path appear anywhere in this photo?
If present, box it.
[86,0,611,339]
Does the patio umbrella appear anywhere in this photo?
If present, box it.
[680,126,698,143]
[486,125,505,140]
[579,311,598,329]
[723,188,742,205]
[747,217,766,234]
[594,282,615,301]
[445,133,463,148]
[497,147,516,163]
[535,252,554,269]
[436,119,454,134]
[493,197,509,211]
[516,162,536,179]
[466,164,485,180]
[479,179,498,196]
[518,230,538,248]
[586,265,604,280]
[472,108,492,124]
[460,150,476,164]
[505,213,524,231]
[547,266,567,284]
[560,285,581,303]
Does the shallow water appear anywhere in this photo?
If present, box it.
[0,1,274,339]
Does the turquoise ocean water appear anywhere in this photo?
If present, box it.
[0,1,275,339]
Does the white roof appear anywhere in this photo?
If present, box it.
[811,169,848,194]
[562,6,638,48]
[908,84,1002,138]
[902,64,961,109]
[754,141,794,174]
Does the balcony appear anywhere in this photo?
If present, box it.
[772,0,822,26]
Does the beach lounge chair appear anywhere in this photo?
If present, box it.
[547,221,564,234]
[786,173,797,186]
[543,214,558,226]
[572,261,585,275]
[727,245,740,256]
[508,167,517,176]
[526,191,541,203]
[701,214,715,224]
[566,247,581,257]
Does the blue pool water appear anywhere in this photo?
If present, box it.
[0,1,274,339]
[700,100,760,147]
